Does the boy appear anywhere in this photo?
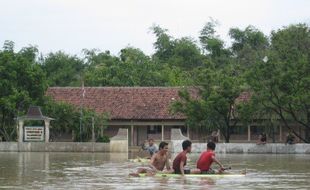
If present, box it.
[196,141,224,174]
[172,140,200,175]
[130,141,171,176]
[142,138,158,157]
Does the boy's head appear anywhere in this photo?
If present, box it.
[148,138,154,146]
[159,141,169,153]
[207,141,216,150]
[182,140,192,152]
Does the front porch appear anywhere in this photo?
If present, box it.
[104,120,189,146]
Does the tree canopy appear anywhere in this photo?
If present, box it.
[1,22,309,143]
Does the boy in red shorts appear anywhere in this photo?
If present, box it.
[196,141,224,174]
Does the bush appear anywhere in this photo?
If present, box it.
[96,135,110,143]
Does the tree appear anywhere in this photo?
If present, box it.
[40,51,84,86]
[247,24,310,143]
[151,25,175,62]
[229,25,269,70]
[199,20,231,69]
[84,47,166,86]
[0,41,47,141]
[43,99,109,142]
[172,63,246,142]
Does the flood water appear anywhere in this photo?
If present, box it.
[0,152,309,190]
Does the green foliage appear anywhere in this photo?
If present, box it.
[200,20,225,57]
[96,135,110,143]
[40,51,84,86]
[247,24,310,142]
[172,63,246,142]
[1,22,309,143]
[42,99,80,139]
[43,98,109,142]
[0,41,47,141]
[229,25,269,70]
[84,47,167,86]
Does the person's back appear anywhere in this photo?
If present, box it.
[196,142,224,174]
[197,150,214,171]
[172,140,191,175]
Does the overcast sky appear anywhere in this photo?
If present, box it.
[1,0,310,56]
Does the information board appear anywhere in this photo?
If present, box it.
[24,126,44,142]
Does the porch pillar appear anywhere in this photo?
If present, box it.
[18,120,24,143]
[131,125,134,146]
[91,117,95,142]
[279,125,282,142]
[248,125,251,141]
[44,120,50,143]
[161,125,164,141]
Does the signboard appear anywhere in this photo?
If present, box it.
[24,126,44,142]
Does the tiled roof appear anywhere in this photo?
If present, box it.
[46,87,198,120]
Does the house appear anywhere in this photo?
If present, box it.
[46,87,200,145]
[46,87,304,144]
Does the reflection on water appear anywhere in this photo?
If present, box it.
[0,152,309,189]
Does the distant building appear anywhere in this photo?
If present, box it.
[47,87,199,145]
[46,87,305,144]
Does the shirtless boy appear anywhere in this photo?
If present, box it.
[130,141,172,176]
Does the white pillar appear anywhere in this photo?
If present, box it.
[161,125,164,141]
[91,117,95,142]
[44,120,50,143]
[131,125,134,146]
[248,125,251,141]
[18,120,24,143]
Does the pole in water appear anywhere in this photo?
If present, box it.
[80,79,85,142]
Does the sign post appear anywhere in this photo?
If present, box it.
[24,126,45,142]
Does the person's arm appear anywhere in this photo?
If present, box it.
[212,155,224,170]
[165,157,171,170]
[179,160,185,175]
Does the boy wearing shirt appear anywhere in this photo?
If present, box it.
[172,140,200,175]
[196,141,224,174]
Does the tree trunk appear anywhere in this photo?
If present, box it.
[225,124,230,143]
[306,112,310,143]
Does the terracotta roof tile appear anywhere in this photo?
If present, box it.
[46,87,198,120]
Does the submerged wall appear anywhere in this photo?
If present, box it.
[109,128,128,153]
[0,128,129,153]
[171,142,310,154]
[0,142,110,152]
[170,128,310,154]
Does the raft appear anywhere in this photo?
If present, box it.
[138,172,246,178]
[129,158,150,163]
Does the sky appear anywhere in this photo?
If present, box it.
[1,0,310,56]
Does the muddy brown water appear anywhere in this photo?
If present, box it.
[0,152,309,189]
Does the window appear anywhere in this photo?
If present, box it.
[147,126,162,134]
